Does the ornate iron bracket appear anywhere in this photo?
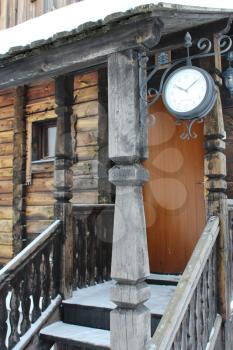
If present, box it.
[139,32,232,140]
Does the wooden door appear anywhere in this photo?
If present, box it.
[143,100,205,274]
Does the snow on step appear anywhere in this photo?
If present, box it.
[41,322,110,349]
[63,280,176,316]
[149,273,181,283]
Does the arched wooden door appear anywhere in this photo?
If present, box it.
[143,100,205,274]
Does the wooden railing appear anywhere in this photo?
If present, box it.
[0,220,62,350]
[73,204,114,288]
[150,216,221,350]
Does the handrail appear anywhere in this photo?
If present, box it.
[0,220,62,350]
[0,219,61,285]
[151,216,220,350]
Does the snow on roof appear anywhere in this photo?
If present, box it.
[0,0,232,57]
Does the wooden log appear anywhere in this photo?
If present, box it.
[73,100,98,118]
[0,180,13,193]
[0,106,14,119]
[27,178,54,193]
[0,143,13,156]
[76,145,99,161]
[13,86,26,255]
[204,88,231,324]
[0,207,12,219]
[54,75,74,298]
[0,157,13,169]
[26,81,55,101]
[0,118,13,131]
[0,220,12,233]
[26,192,55,206]
[26,96,56,115]
[72,160,98,176]
[26,220,54,234]
[76,115,98,131]
[26,206,54,220]
[31,161,54,174]
[74,71,98,90]
[72,191,98,204]
[73,85,98,104]
[0,195,12,206]
[0,168,13,180]
[0,130,14,143]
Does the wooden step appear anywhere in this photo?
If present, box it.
[147,273,181,286]
[40,321,110,350]
[62,281,176,334]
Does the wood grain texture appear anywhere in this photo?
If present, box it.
[144,100,205,273]
[0,91,14,264]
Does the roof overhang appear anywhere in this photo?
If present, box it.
[0,3,232,90]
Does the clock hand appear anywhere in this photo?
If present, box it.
[174,84,187,92]
[186,78,200,91]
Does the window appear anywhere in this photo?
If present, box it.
[32,120,57,161]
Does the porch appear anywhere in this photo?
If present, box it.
[0,2,232,350]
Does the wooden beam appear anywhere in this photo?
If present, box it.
[0,17,162,90]
[108,49,150,350]
[155,18,231,52]
[12,86,26,255]
[54,75,74,298]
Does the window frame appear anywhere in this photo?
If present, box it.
[26,113,57,185]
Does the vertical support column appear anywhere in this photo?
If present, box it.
[204,90,231,323]
[54,75,74,298]
[13,86,26,255]
[108,50,151,350]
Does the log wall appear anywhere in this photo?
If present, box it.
[0,0,83,30]
[0,89,15,265]
[25,69,110,242]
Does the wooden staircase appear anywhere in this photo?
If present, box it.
[40,276,178,349]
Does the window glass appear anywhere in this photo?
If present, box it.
[47,126,56,157]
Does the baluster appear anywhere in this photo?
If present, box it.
[212,244,217,318]
[32,254,42,323]
[188,295,196,349]
[42,244,52,311]
[51,234,60,298]
[20,263,32,336]
[207,254,214,335]
[195,281,203,350]
[201,268,208,346]
[0,286,8,350]
[173,328,182,350]
[181,312,188,350]
[9,278,21,349]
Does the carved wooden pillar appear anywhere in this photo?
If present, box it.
[204,89,231,323]
[13,86,26,254]
[108,50,151,350]
[54,75,74,298]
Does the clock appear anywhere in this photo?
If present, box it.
[162,66,217,120]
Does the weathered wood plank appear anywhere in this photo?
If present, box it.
[0,157,13,169]
[76,145,99,160]
[0,118,13,131]
[0,130,14,143]
[0,195,12,206]
[26,220,54,234]
[74,86,98,104]
[0,219,12,233]
[0,18,160,89]
[76,115,98,131]
[0,143,13,156]
[27,178,54,192]
[0,181,12,193]
[74,71,98,90]
[0,168,13,180]
[73,176,98,191]
[0,207,12,219]
[72,191,98,204]
[26,97,56,114]
[0,106,14,119]
[73,100,98,118]
[26,206,54,220]
[26,80,55,101]
[26,192,55,206]
[72,160,98,176]
[31,161,54,174]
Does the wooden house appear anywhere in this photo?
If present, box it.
[0,1,233,349]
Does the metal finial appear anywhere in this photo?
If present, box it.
[184,32,192,48]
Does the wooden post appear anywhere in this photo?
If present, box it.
[13,86,26,255]
[108,50,151,350]
[204,90,231,324]
[54,75,74,298]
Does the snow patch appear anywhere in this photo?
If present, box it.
[0,0,232,55]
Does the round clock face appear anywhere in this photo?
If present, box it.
[162,66,217,120]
